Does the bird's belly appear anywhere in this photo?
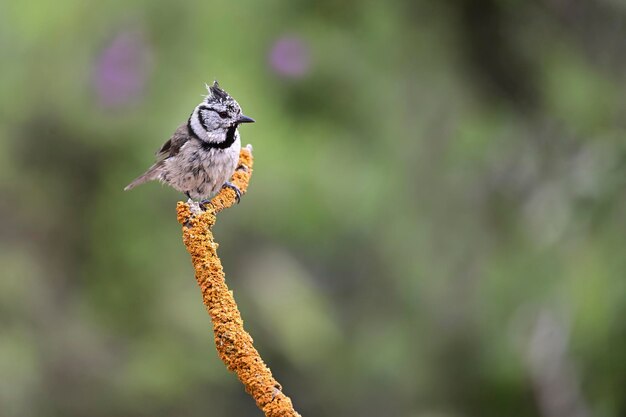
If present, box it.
[165,144,239,200]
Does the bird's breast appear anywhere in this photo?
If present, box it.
[164,136,240,199]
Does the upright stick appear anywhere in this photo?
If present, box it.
[176,146,301,417]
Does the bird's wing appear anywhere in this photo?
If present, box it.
[155,123,190,162]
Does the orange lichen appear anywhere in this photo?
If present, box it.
[177,146,301,417]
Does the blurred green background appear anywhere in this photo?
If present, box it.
[1,0,625,416]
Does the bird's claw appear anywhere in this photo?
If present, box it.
[223,181,241,203]
[198,199,213,211]
[186,182,241,211]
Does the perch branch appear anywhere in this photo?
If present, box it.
[176,145,301,417]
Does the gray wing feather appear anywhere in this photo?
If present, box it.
[155,123,191,161]
[124,123,191,191]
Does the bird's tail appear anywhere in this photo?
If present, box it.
[124,165,160,191]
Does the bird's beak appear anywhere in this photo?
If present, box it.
[236,115,255,124]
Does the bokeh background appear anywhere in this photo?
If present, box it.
[1,1,625,416]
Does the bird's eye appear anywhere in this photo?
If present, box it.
[218,111,229,119]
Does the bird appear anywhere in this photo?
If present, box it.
[124,81,254,204]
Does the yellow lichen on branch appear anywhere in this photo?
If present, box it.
[176,146,301,417]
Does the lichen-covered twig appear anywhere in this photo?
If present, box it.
[176,145,301,417]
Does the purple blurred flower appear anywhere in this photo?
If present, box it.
[268,36,311,79]
[94,30,152,107]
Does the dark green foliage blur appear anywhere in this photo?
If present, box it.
[1,0,625,416]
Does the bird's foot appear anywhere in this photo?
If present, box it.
[222,181,241,203]
[198,199,213,211]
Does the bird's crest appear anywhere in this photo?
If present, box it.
[205,80,230,102]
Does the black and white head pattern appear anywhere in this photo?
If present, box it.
[188,81,244,144]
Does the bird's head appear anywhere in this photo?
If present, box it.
[189,81,254,143]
